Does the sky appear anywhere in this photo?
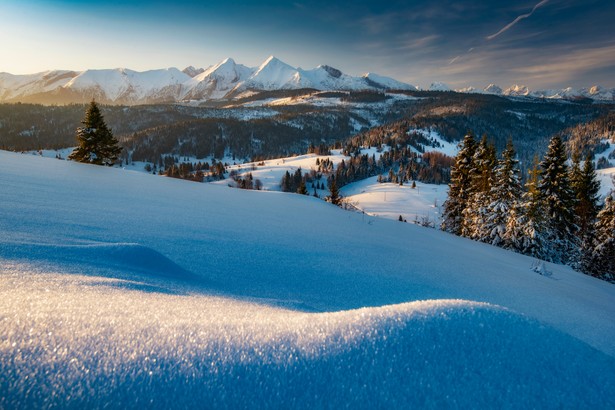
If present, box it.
[1,0,614,89]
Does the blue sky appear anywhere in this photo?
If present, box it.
[1,0,613,89]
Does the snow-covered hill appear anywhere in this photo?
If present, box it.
[1,150,614,407]
[0,56,416,105]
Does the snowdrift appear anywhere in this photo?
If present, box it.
[2,273,613,409]
[1,150,614,407]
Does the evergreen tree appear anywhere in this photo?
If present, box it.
[538,135,577,263]
[586,192,615,280]
[573,154,601,242]
[462,135,496,240]
[486,140,522,247]
[517,155,549,259]
[281,170,292,192]
[297,180,308,195]
[442,133,477,235]
[328,178,341,206]
[571,154,601,272]
[68,101,121,166]
[472,135,497,193]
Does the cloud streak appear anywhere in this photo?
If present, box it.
[486,0,549,40]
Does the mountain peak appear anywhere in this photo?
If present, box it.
[261,55,283,67]
[429,82,451,91]
[504,84,530,96]
[484,84,503,95]
[318,65,342,79]
[182,66,204,77]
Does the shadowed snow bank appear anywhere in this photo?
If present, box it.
[1,242,196,282]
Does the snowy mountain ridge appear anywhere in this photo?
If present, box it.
[454,82,615,101]
[0,56,417,105]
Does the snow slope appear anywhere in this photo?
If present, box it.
[218,151,348,192]
[1,151,614,407]
[0,70,78,100]
[341,177,447,224]
[363,73,417,91]
[181,57,253,100]
[64,68,190,103]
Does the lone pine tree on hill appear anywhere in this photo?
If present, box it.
[68,100,121,166]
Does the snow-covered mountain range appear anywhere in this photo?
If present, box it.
[454,83,614,101]
[0,56,417,105]
[2,56,612,105]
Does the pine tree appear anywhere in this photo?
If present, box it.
[68,101,121,166]
[442,133,477,235]
[328,178,341,206]
[462,135,496,240]
[538,135,577,263]
[486,140,522,247]
[281,171,292,192]
[572,154,601,241]
[571,154,601,272]
[297,180,308,195]
[589,192,615,280]
[517,155,549,258]
[472,135,497,193]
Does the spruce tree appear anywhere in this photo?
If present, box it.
[486,140,522,248]
[328,178,341,206]
[589,192,615,281]
[538,135,577,263]
[462,135,496,240]
[571,154,601,272]
[517,155,549,259]
[442,133,477,235]
[572,154,601,242]
[297,180,308,195]
[472,135,497,193]
[68,101,121,166]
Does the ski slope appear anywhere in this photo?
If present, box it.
[1,151,614,408]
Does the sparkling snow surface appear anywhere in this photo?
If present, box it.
[1,151,614,408]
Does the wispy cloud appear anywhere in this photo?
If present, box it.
[486,0,549,40]
[431,42,615,89]
[509,44,615,82]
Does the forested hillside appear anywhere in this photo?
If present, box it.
[1,92,612,171]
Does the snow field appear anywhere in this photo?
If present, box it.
[2,269,614,409]
[1,150,615,407]
[341,177,447,224]
[217,151,348,192]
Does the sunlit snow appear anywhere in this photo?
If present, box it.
[1,150,614,408]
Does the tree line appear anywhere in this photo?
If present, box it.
[442,133,613,281]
